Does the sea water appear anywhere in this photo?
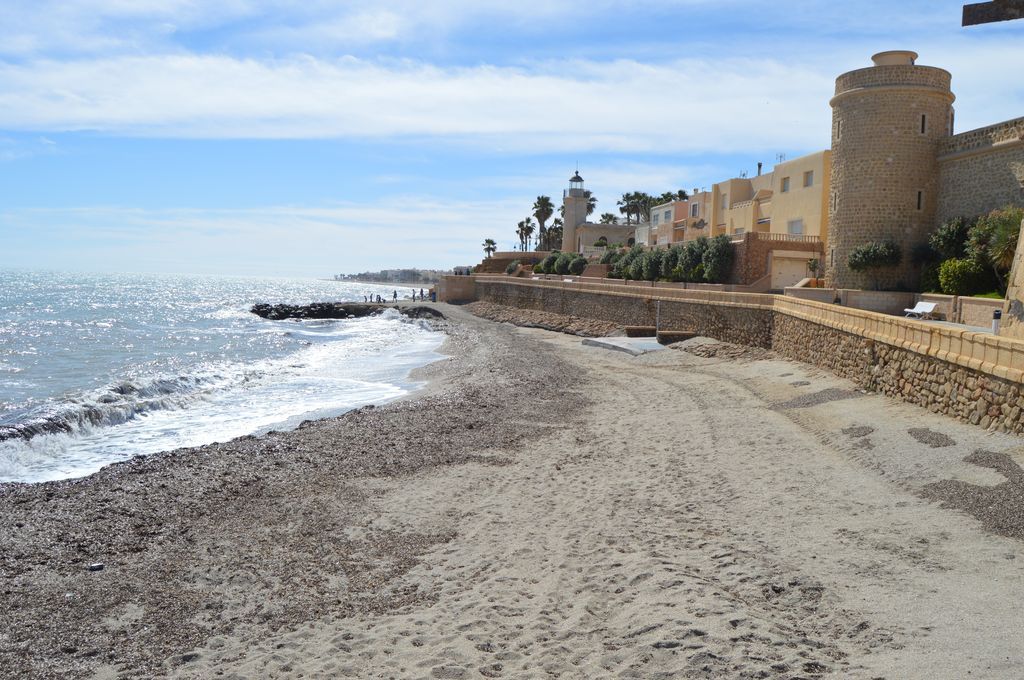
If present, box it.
[0,271,443,483]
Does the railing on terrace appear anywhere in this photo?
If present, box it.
[751,233,821,243]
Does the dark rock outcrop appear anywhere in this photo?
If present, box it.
[250,303,445,321]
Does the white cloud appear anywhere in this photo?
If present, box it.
[0,198,528,275]
[0,53,840,153]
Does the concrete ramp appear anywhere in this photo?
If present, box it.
[581,337,667,356]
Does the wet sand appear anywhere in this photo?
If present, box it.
[4,304,1024,679]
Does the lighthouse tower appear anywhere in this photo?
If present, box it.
[561,171,588,253]
[826,51,955,289]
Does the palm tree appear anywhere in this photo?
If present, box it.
[617,193,634,225]
[599,213,618,224]
[548,219,563,250]
[482,238,497,258]
[585,190,597,216]
[533,196,554,250]
[658,190,689,205]
[516,217,536,252]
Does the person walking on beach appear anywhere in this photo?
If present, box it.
[420,288,425,301]
[393,290,398,303]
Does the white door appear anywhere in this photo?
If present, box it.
[771,257,808,290]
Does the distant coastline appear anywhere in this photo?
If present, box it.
[339,278,437,287]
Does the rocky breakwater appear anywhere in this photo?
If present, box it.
[251,302,444,321]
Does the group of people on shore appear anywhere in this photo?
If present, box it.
[362,288,430,304]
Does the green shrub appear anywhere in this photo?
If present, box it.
[554,252,574,275]
[594,236,608,248]
[847,241,901,272]
[532,263,543,274]
[504,260,520,275]
[701,235,734,283]
[938,258,988,296]
[599,248,619,265]
[629,251,646,280]
[540,252,560,274]
[966,205,1024,294]
[675,238,709,282]
[661,246,681,279]
[568,255,587,275]
[929,217,972,260]
[641,249,665,281]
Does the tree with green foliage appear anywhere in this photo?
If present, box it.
[701,235,734,284]
[598,213,619,224]
[554,252,575,275]
[540,252,560,274]
[967,205,1024,294]
[662,246,681,279]
[674,237,710,282]
[939,258,988,296]
[641,249,665,281]
[568,255,588,275]
[929,216,973,260]
[847,240,902,289]
[482,238,497,258]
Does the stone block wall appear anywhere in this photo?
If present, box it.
[470,277,1024,434]
[936,118,1024,224]
[773,313,1024,434]
[475,280,774,348]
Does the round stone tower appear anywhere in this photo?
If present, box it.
[826,50,955,289]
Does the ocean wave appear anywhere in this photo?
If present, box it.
[0,371,244,444]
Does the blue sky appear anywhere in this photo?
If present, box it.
[0,0,1021,276]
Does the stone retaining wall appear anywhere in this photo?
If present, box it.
[773,313,1023,434]
[472,277,1024,434]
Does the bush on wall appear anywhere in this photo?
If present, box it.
[568,255,587,275]
[504,260,521,275]
[938,258,989,296]
[701,235,734,284]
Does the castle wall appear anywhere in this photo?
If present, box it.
[937,117,1024,224]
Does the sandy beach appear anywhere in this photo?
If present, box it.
[4,304,1024,679]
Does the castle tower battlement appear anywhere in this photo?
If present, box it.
[827,51,956,289]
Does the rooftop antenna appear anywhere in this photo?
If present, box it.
[739,171,748,178]
[775,153,786,164]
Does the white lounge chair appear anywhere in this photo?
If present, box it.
[904,301,938,319]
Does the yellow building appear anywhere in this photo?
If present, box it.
[706,151,831,249]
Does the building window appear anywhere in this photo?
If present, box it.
[781,177,790,193]
[836,120,842,141]
[721,193,728,210]
[803,170,814,188]
[664,210,671,222]
[690,203,699,218]
[920,113,928,135]
[916,190,924,211]
[831,192,838,211]
[653,213,660,225]
[787,219,804,235]
[734,228,745,236]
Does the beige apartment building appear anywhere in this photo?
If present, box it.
[706,151,831,247]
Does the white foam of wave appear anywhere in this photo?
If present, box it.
[0,314,444,483]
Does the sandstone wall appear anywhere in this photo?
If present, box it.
[773,313,1024,434]
[937,117,1024,224]
[472,277,1024,434]
[475,280,774,348]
